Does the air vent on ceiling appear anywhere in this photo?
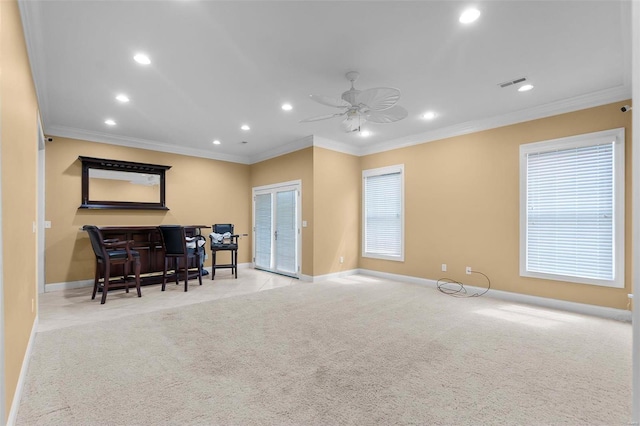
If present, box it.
[498,77,527,88]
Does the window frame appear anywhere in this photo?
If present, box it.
[519,128,625,288]
[362,164,405,262]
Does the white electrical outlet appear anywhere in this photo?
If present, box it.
[441,263,447,272]
[340,256,344,264]
[466,266,472,275]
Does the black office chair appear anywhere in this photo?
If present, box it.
[158,225,204,292]
[83,225,141,304]
[209,224,239,279]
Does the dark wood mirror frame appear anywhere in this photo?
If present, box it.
[79,156,171,210]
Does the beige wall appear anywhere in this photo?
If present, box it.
[45,137,251,284]
[360,101,633,309]
[313,147,360,276]
[250,147,314,275]
[1,0,39,419]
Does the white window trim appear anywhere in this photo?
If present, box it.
[362,164,405,262]
[519,128,625,288]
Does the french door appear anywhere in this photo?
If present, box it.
[253,180,301,277]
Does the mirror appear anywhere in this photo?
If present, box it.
[79,156,171,210]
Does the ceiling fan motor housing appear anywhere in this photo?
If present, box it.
[341,89,361,106]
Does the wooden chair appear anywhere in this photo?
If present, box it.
[209,223,239,279]
[158,225,204,292]
[83,225,141,304]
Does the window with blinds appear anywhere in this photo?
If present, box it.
[519,128,625,288]
[362,165,404,261]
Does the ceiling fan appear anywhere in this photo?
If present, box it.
[300,71,408,133]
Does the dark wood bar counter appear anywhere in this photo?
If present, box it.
[97,225,209,286]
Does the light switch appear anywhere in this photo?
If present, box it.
[302,221,307,227]
[44,221,52,229]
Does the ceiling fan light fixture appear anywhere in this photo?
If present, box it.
[212,139,221,145]
[133,53,151,65]
[518,84,534,92]
[281,103,293,111]
[422,111,437,120]
[115,94,130,103]
[104,119,116,126]
[459,8,481,24]
[360,130,372,137]
[240,124,250,131]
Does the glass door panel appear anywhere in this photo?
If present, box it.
[275,190,297,274]
[254,193,272,270]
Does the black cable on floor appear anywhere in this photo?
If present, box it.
[436,270,490,298]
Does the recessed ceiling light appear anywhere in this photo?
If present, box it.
[115,94,130,103]
[104,119,116,126]
[518,84,534,92]
[422,111,437,120]
[281,103,293,111]
[459,8,481,24]
[360,130,371,137]
[133,53,151,65]
[212,140,221,145]
[241,124,250,131]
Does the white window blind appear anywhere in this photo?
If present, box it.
[520,128,624,288]
[275,190,297,273]
[254,193,272,269]
[363,165,404,261]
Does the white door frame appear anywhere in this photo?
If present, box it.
[252,180,302,278]
[0,49,6,424]
[37,115,45,294]
[631,0,639,422]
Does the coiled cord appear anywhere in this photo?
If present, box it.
[436,270,491,298]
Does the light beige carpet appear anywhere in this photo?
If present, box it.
[16,276,631,425]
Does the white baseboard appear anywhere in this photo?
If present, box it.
[300,269,359,283]
[45,278,93,292]
[44,263,252,292]
[6,315,38,426]
[359,269,632,322]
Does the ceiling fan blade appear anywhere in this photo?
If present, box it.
[341,115,365,132]
[355,87,401,111]
[299,112,346,123]
[309,94,350,108]
[365,105,408,123]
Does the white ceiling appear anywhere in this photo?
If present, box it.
[19,1,632,164]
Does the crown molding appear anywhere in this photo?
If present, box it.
[312,136,361,156]
[248,135,314,164]
[358,85,632,156]
[46,126,251,164]
[18,0,51,125]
